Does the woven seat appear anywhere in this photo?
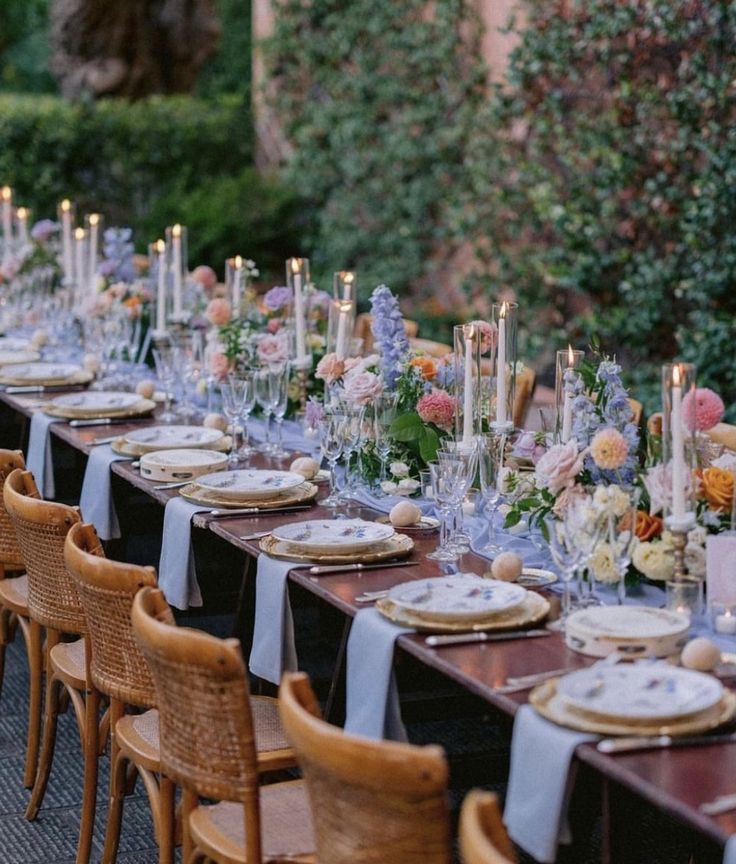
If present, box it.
[115,710,161,772]
[0,451,34,785]
[3,468,95,863]
[278,672,452,864]
[131,587,314,864]
[459,791,516,864]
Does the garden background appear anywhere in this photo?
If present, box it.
[1,0,735,418]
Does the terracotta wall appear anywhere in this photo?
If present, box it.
[251,0,521,169]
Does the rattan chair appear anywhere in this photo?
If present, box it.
[132,587,312,864]
[513,367,536,429]
[459,790,516,864]
[0,450,34,785]
[2,468,95,863]
[279,671,452,864]
[64,521,175,864]
[708,422,736,453]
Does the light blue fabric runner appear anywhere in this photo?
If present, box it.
[248,554,298,684]
[504,704,597,863]
[344,607,412,742]
[79,445,132,540]
[157,497,206,610]
[724,835,736,864]
[26,412,61,498]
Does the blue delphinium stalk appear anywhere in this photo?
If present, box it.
[370,284,410,389]
[99,227,136,284]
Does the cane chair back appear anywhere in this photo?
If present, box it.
[409,337,452,358]
[279,672,452,864]
[0,450,25,571]
[3,469,84,634]
[64,522,157,706]
[459,790,516,864]
[628,398,644,427]
[513,367,536,429]
[708,422,736,453]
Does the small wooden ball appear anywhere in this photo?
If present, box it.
[31,328,48,348]
[83,353,101,374]
[135,379,156,399]
[680,637,721,672]
[203,413,228,432]
[491,551,523,582]
[290,456,320,480]
[389,501,422,527]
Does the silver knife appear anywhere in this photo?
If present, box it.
[4,384,87,394]
[307,560,414,575]
[69,417,151,428]
[598,732,736,755]
[207,505,314,518]
[426,629,552,648]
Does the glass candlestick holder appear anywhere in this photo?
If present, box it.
[286,257,311,369]
[555,346,584,444]
[661,362,697,535]
[490,301,517,431]
[327,298,356,360]
[453,323,481,450]
[333,270,357,302]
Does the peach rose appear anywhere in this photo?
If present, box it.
[620,509,663,542]
[409,356,438,381]
[700,467,734,511]
[192,265,218,291]
[206,298,232,326]
[316,353,346,384]
[209,352,230,379]
[256,334,288,364]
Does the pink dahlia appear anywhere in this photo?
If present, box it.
[206,298,232,326]
[682,387,725,432]
[589,427,629,470]
[469,320,497,354]
[417,390,456,430]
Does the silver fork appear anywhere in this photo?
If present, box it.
[354,590,390,604]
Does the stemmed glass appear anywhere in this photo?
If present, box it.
[152,347,177,423]
[269,363,290,458]
[604,503,639,606]
[336,401,365,499]
[238,368,257,459]
[254,365,275,452]
[438,443,477,554]
[221,373,250,467]
[426,458,467,561]
[318,411,347,508]
[477,433,505,556]
[373,393,398,490]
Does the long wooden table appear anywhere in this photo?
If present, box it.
[3,389,735,860]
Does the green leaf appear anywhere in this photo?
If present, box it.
[504,510,522,528]
[418,426,440,463]
[390,412,424,442]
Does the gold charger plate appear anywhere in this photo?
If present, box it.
[0,369,93,387]
[110,436,232,458]
[259,532,414,564]
[375,515,440,531]
[375,590,550,633]
[180,481,319,509]
[44,398,156,420]
[530,678,736,737]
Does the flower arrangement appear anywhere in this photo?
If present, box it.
[0,219,62,289]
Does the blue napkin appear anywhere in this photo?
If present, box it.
[79,445,132,540]
[723,835,736,864]
[26,412,62,498]
[504,705,597,863]
[344,607,412,741]
[248,554,298,685]
[157,497,206,610]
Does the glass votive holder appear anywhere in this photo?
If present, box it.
[665,577,703,619]
[419,469,433,501]
[710,601,736,636]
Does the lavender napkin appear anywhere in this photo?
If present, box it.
[157,497,206,610]
[26,412,62,498]
[723,835,736,864]
[504,705,597,863]
[344,607,412,741]
[79,445,132,540]
[248,555,298,684]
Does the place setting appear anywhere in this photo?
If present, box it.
[42,390,156,422]
[109,424,230,457]
[0,360,93,389]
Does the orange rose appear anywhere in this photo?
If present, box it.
[620,509,663,541]
[701,467,734,511]
[409,355,438,381]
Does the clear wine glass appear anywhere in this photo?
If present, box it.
[373,393,398,491]
[604,504,639,606]
[426,459,466,562]
[152,347,176,423]
[335,401,365,499]
[269,362,290,458]
[254,365,275,453]
[318,411,347,508]
[477,433,505,556]
[238,368,257,459]
[439,441,477,553]
[221,374,250,467]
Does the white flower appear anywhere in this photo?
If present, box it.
[380,481,398,494]
[712,452,736,473]
[592,485,631,518]
[633,541,674,581]
[390,461,410,478]
[396,478,420,494]
[685,543,706,578]
[589,542,619,584]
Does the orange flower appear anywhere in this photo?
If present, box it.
[701,467,734,511]
[620,509,663,541]
[409,356,438,381]
[123,296,141,308]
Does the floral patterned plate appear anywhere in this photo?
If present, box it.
[387,574,527,623]
[0,349,40,365]
[0,361,82,383]
[125,425,224,452]
[195,469,306,501]
[271,518,395,556]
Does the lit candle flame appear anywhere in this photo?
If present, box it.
[500,301,508,318]
[74,227,86,240]
[155,239,165,253]
[60,199,71,212]
[16,207,28,220]
[172,224,182,238]
[88,213,100,226]
[344,271,354,283]
[290,258,300,274]
[567,344,575,366]
[1,186,12,202]
[672,364,681,387]
[234,255,243,268]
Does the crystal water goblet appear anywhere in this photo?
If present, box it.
[477,433,505,556]
[318,412,347,507]
[254,365,275,452]
[269,362,290,458]
[373,393,398,490]
[426,459,466,562]
[152,347,176,423]
[221,373,250,466]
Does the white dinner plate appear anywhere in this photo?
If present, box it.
[272,518,396,556]
[195,469,306,501]
[0,361,81,382]
[51,391,143,411]
[0,337,32,352]
[556,662,723,722]
[0,349,40,365]
[125,425,224,452]
[387,574,527,622]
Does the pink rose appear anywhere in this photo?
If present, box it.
[469,320,497,354]
[316,352,346,384]
[256,334,288,364]
[206,298,232,327]
[209,352,230,380]
[266,318,282,334]
[416,389,456,430]
[534,440,585,494]
[342,371,383,406]
[192,265,218,292]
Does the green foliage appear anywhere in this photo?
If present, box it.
[462,0,736,418]
[0,0,54,94]
[196,0,252,100]
[266,0,487,298]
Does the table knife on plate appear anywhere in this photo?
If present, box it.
[307,560,415,575]
[598,732,736,755]
[425,629,552,647]
[69,417,151,428]
[206,505,314,518]
[4,384,88,394]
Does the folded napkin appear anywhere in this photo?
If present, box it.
[26,412,62,498]
[504,705,597,864]
[248,554,298,684]
[79,445,132,540]
[723,835,736,864]
[344,607,412,742]
[157,497,206,610]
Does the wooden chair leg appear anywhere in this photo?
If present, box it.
[0,607,12,704]
[25,673,61,820]
[23,618,43,789]
[101,700,126,864]
[181,787,198,864]
[76,685,101,864]
[158,775,176,864]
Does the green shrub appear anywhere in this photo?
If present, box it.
[462,0,736,418]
